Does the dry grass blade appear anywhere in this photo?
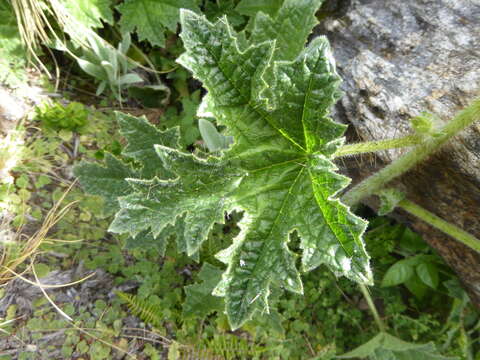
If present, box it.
[0,181,76,284]
[0,183,138,357]
[10,0,50,47]
[1,266,95,289]
[9,0,55,75]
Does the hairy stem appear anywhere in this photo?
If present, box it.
[341,98,480,206]
[398,199,480,253]
[359,283,386,332]
[334,134,423,158]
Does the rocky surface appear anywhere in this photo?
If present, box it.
[0,266,152,359]
[319,0,480,305]
[0,80,47,133]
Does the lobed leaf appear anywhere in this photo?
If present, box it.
[178,8,371,328]
[74,153,136,216]
[108,146,244,256]
[74,114,200,257]
[75,0,371,330]
[249,0,324,62]
[116,112,178,178]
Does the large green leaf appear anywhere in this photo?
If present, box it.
[339,332,458,359]
[75,0,371,330]
[177,8,370,328]
[116,0,200,47]
[108,146,243,256]
[74,115,201,258]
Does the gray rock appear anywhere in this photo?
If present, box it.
[318,0,480,305]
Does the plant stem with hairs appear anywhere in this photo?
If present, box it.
[340,98,480,207]
[398,199,480,253]
[359,283,386,332]
[334,134,423,158]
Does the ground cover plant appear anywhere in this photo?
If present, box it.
[1,0,479,359]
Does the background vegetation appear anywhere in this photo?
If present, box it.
[0,0,478,359]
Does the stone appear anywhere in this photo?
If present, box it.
[318,0,480,305]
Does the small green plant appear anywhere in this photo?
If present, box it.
[74,32,143,100]
[35,101,89,132]
[382,251,441,296]
[365,218,454,299]
[116,291,163,328]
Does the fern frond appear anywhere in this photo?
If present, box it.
[117,291,267,358]
[181,334,266,360]
[116,291,163,328]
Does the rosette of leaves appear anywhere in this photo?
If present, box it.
[75,0,371,329]
[74,32,142,100]
[35,101,89,132]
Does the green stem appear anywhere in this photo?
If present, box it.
[334,134,423,158]
[398,199,480,253]
[359,283,386,332]
[341,98,480,207]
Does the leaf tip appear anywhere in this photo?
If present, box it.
[179,8,201,28]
